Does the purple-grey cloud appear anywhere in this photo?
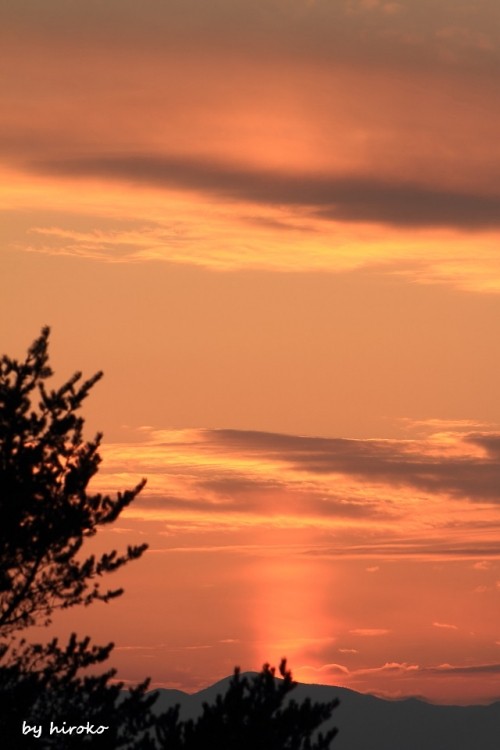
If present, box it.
[206,428,500,502]
[3,0,499,74]
[30,154,500,230]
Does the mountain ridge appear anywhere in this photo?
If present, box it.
[150,674,500,749]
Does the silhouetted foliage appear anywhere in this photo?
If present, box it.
[155,659,339,750]
[0,330,340,748]
[0,635,157,748]
[0,329,156,747]
[0,327,146,635]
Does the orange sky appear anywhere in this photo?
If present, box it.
[2,0,500,704]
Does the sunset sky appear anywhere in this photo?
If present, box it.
[2,0,500,705]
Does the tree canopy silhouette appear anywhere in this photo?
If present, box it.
[0,328,156,747]
[0,329,339,748]
[0,327,146,635]
[155,659,339,750]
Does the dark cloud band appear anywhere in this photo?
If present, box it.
[205,428,500,502]
[31,154,500,230]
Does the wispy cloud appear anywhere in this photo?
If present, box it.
[30,154,500,231]
[204,427,500,501]
[429,663,500,675]
[4,0,500,292]
[95,426,500,562]
[296,659,500,702]
[27,154,500,229]
[432,622,459,630]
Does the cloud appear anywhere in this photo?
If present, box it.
[23,223,201,264]
[114,643,213,653]
[472,560,492,570]
[300,658,500,683]
[399,418,493,434]
[303,542,500,560]
[294,658,500,704]
[432,622,459,630]
[3,0,500,74]
[466,434,500,458]
[207,428,500,502]
[30,154,500,230]
[95,426,500,566]
[300,663,350,677]
[429,663,500,675]
[349,629,391,637]
[299,660,420,683]
[4,0,500,295]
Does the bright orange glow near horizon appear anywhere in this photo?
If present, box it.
[2,0,500,706]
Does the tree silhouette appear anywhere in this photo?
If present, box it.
[0,328,156,747]
[155,659,339,750]
[0,327,146,635]
[0,329,340,748]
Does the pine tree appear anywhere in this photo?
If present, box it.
[0,327,147,635]
[155,659,339,750]
[0,329,340,748]
[0,328,156,747]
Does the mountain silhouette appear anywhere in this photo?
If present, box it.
[152,676,500,750]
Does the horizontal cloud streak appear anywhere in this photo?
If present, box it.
[4,0,500,74]
[207,428,500,501]
[82,424,500,703]
[4,2,500,289]
[93,426,500,565]
[297,659,500,698]
[31,155,500,230]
